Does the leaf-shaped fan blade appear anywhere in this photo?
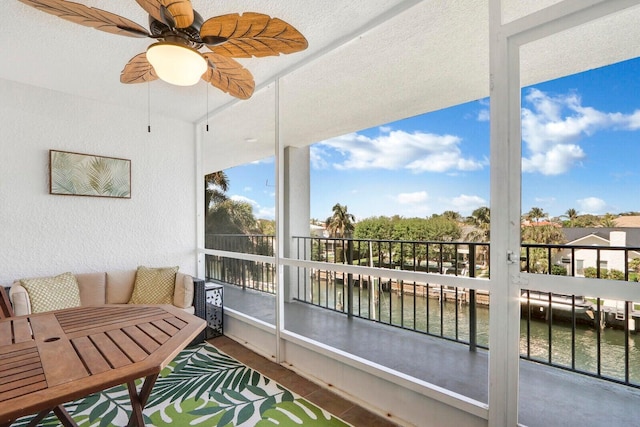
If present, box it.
[202,53,255,99]
[18,0,150,38]
[120,53,158,84]
[134,0,163,24]
[201,13,308,58]
[161,0,194,29]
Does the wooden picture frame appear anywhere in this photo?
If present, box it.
[49,150,131,199]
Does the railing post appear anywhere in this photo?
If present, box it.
[469,290,477,352]
[469,244,477,352]
[347,239,354,318]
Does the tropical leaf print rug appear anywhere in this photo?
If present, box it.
[14,343,351,427]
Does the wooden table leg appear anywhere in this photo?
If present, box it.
[53,406,78,427]
[126,374,159,427]
[25,410,49,427]
[24,405,77,427]
[27,409,51,427]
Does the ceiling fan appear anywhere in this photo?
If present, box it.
[18,0,309,99]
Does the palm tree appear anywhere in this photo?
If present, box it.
[521,224,565,244]
[465,207,490,242]
[465,207,490,271]
[204,171,229,215]
[561,208,579,227]
[441,210,462,222]
[526,207,547,223]
[521,225,566,273]
[206,199,258,235]
[326,203,355,264]
[600,213,617,227]
[325,203,356,238]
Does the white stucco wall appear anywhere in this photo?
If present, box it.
[555,233,632,276]
[0,78,197,285]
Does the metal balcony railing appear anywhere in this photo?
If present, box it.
[204,234,640,387]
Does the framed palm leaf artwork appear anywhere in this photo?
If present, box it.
[49,150,131,198]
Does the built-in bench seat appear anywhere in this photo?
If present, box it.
[7,269,206,344]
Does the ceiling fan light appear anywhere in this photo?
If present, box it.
[146,42,207,86]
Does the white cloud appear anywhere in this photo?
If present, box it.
[521,88,640,175]
[476,98,490,122]
[256,206,275,219]
[243,186,252,192]
[576,197,607,215]
[229,195,275,220]
[396,191,428,204]
[379,126,392,133]
[628,110,640,130]
[521,144,585,175]
[310,145,329,170]
[449,194,487,215]
[230,195,258,207]
[477,109,490,122]
[534,197,556,203]
[249,157,274,165]
[318,130,485,173]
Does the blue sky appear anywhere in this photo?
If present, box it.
[223,57,640,222]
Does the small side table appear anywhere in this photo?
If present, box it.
[205,283,224,339]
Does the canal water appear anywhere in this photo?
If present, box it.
[308,282,640,384]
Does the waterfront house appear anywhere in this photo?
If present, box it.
[3,1,640,426]
[554,228,640,276]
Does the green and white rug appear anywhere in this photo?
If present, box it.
[15,343,351,426]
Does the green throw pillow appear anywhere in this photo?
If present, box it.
[129,266,178,305]
[20,272,81,313]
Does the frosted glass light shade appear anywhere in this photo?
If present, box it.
[146,42,207,86]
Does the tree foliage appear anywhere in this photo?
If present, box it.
[600,213,618,227]
[561,208,579,227]
[438,210,463,222]
[325,203,355,238]
[206,199,258,235]
[571,214,600,227]
[352,215,462,266]
[353,216,395,240]
[465,207,490,242]
[521,225,566,244]
[520,224,565,274]
[204,171,229,215]
[525,207,548,223]
[551,264,567,276]
[256,219,276,235]
[354,215,461,242]
[584,267,625,280]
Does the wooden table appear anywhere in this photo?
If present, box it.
[0,304,205,427]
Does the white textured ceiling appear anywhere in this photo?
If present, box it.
[2,1,640,173]
[2,0,414,123]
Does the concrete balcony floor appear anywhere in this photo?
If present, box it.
[222,284,640,427]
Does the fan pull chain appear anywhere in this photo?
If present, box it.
[147,81,151,133]
[206,84,209,132]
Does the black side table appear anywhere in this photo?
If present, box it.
[205,283,224,339]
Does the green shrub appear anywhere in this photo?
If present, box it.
[583,267,598,278]
[608,269,625,280]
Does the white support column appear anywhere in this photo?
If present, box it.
[283,146,311,303]
[195,124,205,278]
[275,79,285,363]
[488,0,522,425]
